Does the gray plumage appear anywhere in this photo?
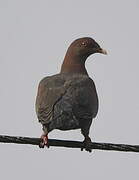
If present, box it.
[36,73,98,134]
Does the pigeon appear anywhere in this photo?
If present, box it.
[35,37,107,152]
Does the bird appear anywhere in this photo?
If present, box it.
[35,37,107,152]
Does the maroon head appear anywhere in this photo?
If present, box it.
[61,37,107,74]
[66,37,107,60]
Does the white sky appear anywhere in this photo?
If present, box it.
[0,0,139,179]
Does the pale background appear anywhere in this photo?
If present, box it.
[0,0,139,179]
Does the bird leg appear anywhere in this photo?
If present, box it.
[81,121,92,152]
[39,133,49,148]
[81,136,92,153]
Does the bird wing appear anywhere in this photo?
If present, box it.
[35,75,67,125]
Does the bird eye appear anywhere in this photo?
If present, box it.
[81,42,87,46]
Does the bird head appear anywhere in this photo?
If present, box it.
[67,37,107,60]
[61,37,107,74]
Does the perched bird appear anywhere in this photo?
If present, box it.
[35,37,107,152]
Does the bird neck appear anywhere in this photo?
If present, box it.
[60,52,88,75]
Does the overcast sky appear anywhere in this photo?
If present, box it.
[0,0,139,179]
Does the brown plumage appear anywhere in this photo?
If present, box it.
[36,37,107,152]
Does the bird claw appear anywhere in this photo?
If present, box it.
[39,134,49,148]
[81,137,92,153]
[81,147,92,153]
[39,142,45,148]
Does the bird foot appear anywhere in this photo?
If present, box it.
[39,134,49,148]
[81,137,92,153]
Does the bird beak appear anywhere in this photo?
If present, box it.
[98,48,108,55]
